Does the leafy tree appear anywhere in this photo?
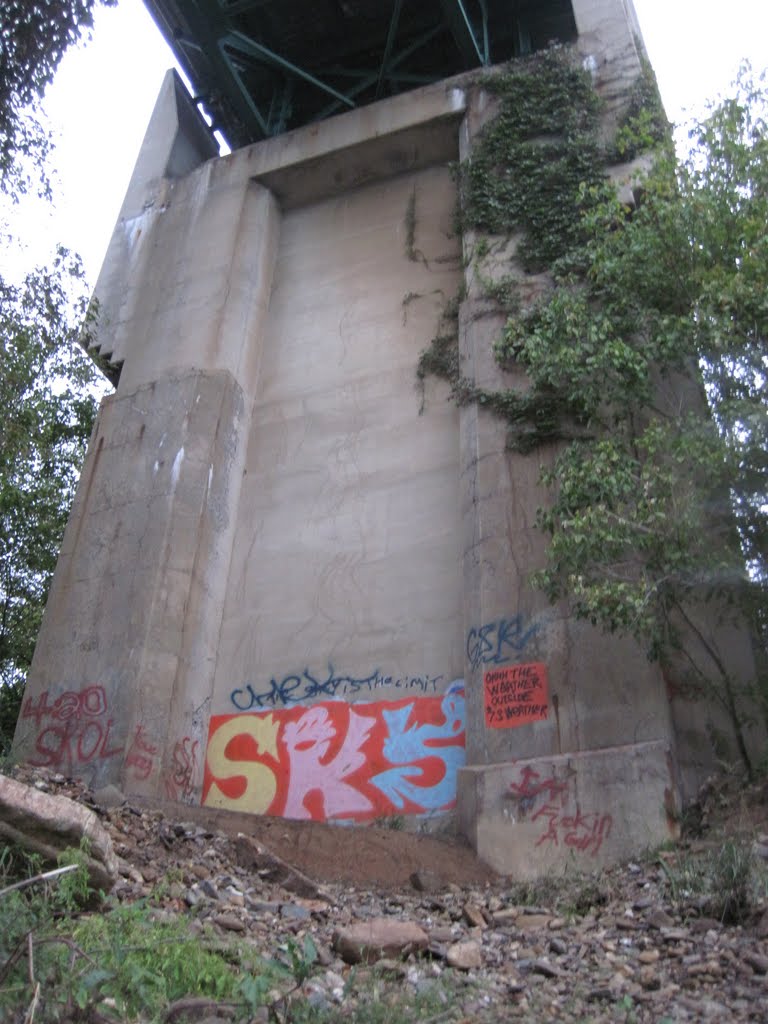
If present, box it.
[0,2,116,749]
[484,64,768,771]
[0,0,115,199]
[0,249,101,750]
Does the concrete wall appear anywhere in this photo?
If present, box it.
[14,0,755,874]
[13,65,470,824]
[204,166,467,822]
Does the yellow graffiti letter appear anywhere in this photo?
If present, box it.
[204,715,279,813]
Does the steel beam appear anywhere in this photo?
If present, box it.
[217,45,270,136]
[179,0,269,141]
[438,0,487,67]
[314,23,444,121]
[222,30,356,109]
[375,0,403,99]
[217,0,274,14]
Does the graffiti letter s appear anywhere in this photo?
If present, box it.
[204,716,279,814]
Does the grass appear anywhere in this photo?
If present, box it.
[0,844,286,1023]
[660,837,767,923]
[0,838,486,1024]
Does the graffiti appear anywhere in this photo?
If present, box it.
[466,615,539,671]
[533,805,613,857]
[283,706,375,819]
[371,688,465,811]
[507,765,611,857]
[484,662,549,728]
[125,725,158,781]
[22,686,123,769]
[508,766,568,805]
[22,686,108,725]
[204,684,465,822]
[230,665,443,711]
[205,714,280,813]
[164,737,200,801]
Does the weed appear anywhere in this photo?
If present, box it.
[660,838,764,924]
[0,876,283,1024]
[503,874,563,911]
[383,814,406,831]
[284,933,318,985]
[404,187,425,263]
[149,865,186,903]
[567,877,611,916]
[71,904,273,1018]
[55,839,94,911]
[617,993,639,1023]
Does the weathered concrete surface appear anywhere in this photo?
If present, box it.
[12,370,250,797]
[92,69,220,372]
[17,57,467,821]
[13,0,759,861]
[457,742,680,878]
[211,166,463,712]
[0,774,118,892]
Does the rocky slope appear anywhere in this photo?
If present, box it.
[2,765,768,1023]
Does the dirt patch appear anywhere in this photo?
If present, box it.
[142,801,498,888]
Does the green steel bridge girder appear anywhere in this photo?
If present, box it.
[175,0,492,143]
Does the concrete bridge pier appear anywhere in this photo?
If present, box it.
[13,75,282,800]
[453,16,682,874]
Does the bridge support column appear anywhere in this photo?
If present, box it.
[454,81,679,877]
[14,73,282,799]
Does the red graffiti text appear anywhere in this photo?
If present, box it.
[533,804,613,857]
[125,725,159,781]
[484,662,548,728]
[165,737,199,801]
[507,765,612,858]
[22,686,123,769]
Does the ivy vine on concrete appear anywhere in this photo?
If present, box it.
[418,46,768,772]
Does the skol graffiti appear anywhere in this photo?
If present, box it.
[21,686,123,769]
[203,684,466,822]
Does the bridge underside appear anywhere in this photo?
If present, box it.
[144,0,578,147]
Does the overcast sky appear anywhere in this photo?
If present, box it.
[3,0,768,285]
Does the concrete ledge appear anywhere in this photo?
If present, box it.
[457,742,680,878]
[255,116,462,209]
[221,76,468,209]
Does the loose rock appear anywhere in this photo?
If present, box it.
[446,940,482,971]
[0,774,118,892]
[333,919,429,965]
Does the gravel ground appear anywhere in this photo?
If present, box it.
[5,765,768,1023]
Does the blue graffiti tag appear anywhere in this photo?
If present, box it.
[370,682,466,812]
[466,615,539,670]
[230,665,444,711]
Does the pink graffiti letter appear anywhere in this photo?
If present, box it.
[282,706,374,820]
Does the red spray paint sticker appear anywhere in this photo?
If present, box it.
[484,662,549,728]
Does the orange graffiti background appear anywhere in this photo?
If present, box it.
[203,692,465,822]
